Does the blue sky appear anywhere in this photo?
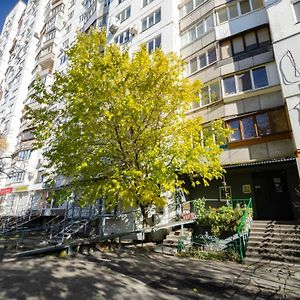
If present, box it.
[0,0,28,32]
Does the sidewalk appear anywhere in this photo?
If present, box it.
[0,244,299,299]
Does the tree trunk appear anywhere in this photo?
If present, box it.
[140,204,149,228]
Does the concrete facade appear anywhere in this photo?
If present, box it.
[0,0,300,222]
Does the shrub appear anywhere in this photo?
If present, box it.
[193,198,249,237]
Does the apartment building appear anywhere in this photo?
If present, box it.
[0,0,299,224]
[0,0,182,234]
[180,0,300,220]
[0,0,49,214]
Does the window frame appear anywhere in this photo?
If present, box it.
[222,65,269,96]
[181,14,215,47]
[292,0,300,23]
[187,46,217,75]
[216,0,264,25]
[116,6,131,23]
[191,81,222,109]
[146,35,161,54]
[226,107,290,145]
[141,8,161,32]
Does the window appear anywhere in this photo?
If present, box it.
[228,4,239,18]
[116,6,131,23]
[240,0,251,14]
[217,8,228,23]
[244,32,257,50]
[68,11,74,20]
[237,71,252,91]
[187,47,217,75]
[220,27,270,59]
[45,30,56,42]
[227,107,289,143]
[190,57,198,73]
[223,76,237,95]
[223,66,268,95]
[192,81,221,108]
[256,113,271,135]
[146,35,161,53]
[257,27,270,44]
[181,15,214,46]
[141,8,161,31]
[114,28,131,44]
[179,0,207,18]
[207,48,217,64]
[18,150,31,161]
[252,0,264,10]
[216,0,264,24]
[220,40,232,59]
[21,129,35,141]
[232,36,244,54]
[143,0,155,7]
[294,1,300,22]
[252,67,268,88]
[11,171,25,183]
[36,171,45,183]
[118,0,125,4]
[69,0,76,7]
[60,53,68,65]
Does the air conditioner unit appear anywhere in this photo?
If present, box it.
[109,17,121,34]
[130,25,138,37]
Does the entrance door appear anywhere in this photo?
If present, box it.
[252,171,293,220]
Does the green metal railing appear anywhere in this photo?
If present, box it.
[234,198,253,261]
[190,197,253,261]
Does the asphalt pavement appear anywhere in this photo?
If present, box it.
[0,245,299,299]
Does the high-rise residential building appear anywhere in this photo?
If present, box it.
[0,0,299,225]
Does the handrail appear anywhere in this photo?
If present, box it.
[236,198,253,261]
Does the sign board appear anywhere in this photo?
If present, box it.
[0,187,13,196]
[14,186,29,193]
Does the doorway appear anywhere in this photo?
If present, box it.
[252,171,293,220]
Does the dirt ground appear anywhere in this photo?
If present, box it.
[0,245,299,299]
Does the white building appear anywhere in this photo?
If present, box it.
[264,0,300,174]
[0,0,300,224]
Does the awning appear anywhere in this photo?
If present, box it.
[223,157,296,169]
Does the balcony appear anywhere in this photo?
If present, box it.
[37,52,55,69]
[215,9,268,41]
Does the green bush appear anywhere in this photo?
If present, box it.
[193,198,250,237]
[182,247,241,263]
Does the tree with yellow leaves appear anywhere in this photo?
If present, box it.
[27,30,229,226]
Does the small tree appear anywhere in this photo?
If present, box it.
[27,30,229,226]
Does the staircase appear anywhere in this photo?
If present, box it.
[246,220,300,265]
[154,227,192,255]
[0,210,41,235]
[48,218,91,245]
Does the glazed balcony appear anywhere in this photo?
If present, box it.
[215,8,268,41]
[37,51,55,69]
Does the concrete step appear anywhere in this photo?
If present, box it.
[246,252,300,264]
[154,245,177,256]
[245,256,300,267]
[250,226,300,233]
[168,231,192,237]
[248,236,300,244]
[248,241,300,250]
[249,231,300,239]
[247,246,300,257]
[251,220,300,225]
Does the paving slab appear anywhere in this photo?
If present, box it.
[0,244,299,299]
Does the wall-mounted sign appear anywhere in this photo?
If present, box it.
[14,186,29,193]
[242,184,251,194]
[0,187,13,196]
[219,186,232,200]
